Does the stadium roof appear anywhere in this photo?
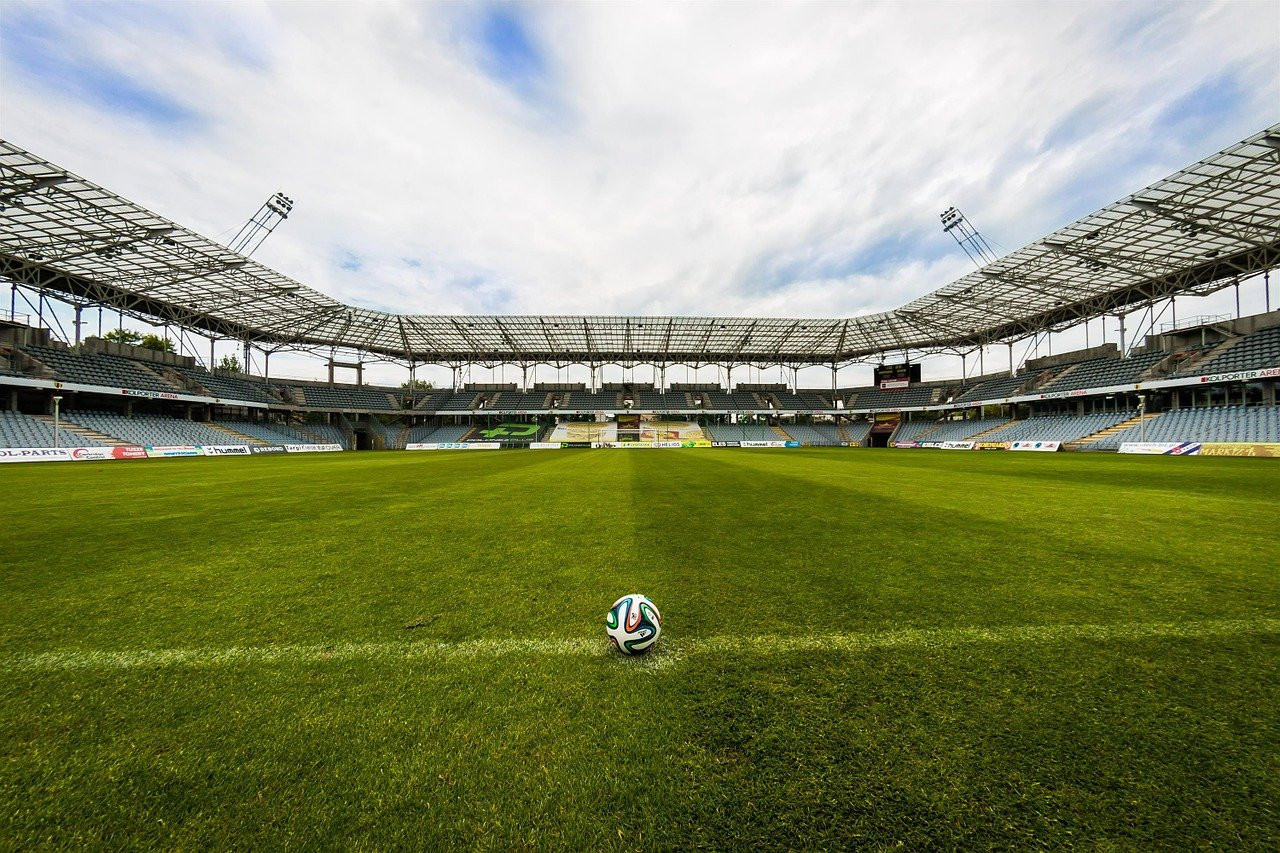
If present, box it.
[2,126,1279,365]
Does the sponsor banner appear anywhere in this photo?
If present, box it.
[739,440,788,448]
[1010,441,1061,452]
[1197,367,1280,384]
[202,445,252,456]
[976,441,1011,451]
[1036,389,1090,399]
[529,442,563,450]
[0,447,74,463]
[113,446,148,459]
[893,441,921,449]
[1198,442,1280,458]
[69,447,118,461]
[405,443,438,451]
[878,379,910,390]
[121,388,180,400]
[1118,442,1202,455]
[472,423,543,441]
[249,445,288,455]
[711,441,740,447]
[941,440,976,450]
[284,443,343,453]
[145,445,201,458]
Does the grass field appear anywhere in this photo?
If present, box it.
[2,448,1277,849]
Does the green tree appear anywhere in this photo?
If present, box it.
[401,378,434,391]
[138,334,175,353]
[104,328,142,345]
[217,355,242,373]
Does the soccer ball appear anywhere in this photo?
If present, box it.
[605,594,662,655]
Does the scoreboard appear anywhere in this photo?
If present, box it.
[874,362,920,390]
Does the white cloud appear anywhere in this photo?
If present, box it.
[2,0,1277,387]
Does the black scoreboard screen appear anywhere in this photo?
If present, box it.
[874,362,921,389]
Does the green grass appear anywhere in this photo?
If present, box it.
[2,449,1277,849]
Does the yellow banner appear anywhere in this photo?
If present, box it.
[1198,443,1280,457]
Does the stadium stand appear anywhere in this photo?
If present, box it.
[0,410,100,448]
[1037,351,1167,393]
[847,385,938,409]
[563,391,621,409]
[20,344,182,393]
[702,423,781,442]
[65,411,244,447]
[631,389,692,410]
[983,411,1134,443]
[839,420,874,445]
[1180,324,1280,376]
[925,418,1013,441]
[170,366,278,403]
[950,373,1028,404]
[779,423,842,445]
[1093,406,1280,448]
[413,390,456,411]
[438,391,482,411]
[408,424,472,443]
[216,420,309,444]
[299,422,351,449]
[891,420,941,443]
[285,384,400,411]
[771,390,832,410]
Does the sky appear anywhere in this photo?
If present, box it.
[2,0,1278,389]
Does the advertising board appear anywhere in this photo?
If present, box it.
[1118,442,1202,455]
[1009,441,1061,452]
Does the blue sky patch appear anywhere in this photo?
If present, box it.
[1,11,201,129]
[1154,72,1246,144]
[336,250,365,272]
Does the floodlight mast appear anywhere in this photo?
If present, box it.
[228,192,294,256]
[940,206,998,268]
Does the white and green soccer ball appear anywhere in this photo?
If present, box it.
[605,594,662,655]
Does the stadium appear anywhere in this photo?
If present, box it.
[2,4,1279,849]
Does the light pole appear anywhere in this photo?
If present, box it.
[52,395,62,449]
[1138,394,1146,443]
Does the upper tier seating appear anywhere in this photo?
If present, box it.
[169,366,278,403]
[0,410,100,448]
[1182,325,1280,376]
[287,384,400,410]
[772,391,832,410]
[951,373,1028,404]
[1038,351,1166,393]
[631,390,692,410]
[413,390,456,411]
[847,385,936,409]
[21,345,181,393]
[438,392,482,411]
[1094,405,1280,448]
[563,391,621,410]
[485,391,550,411]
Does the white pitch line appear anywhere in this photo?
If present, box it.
[4,618,1278,675]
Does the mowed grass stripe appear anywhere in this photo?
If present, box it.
[9,617,1277,673]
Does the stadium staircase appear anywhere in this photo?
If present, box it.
[1163,335,1244,377]
[206,422,267,445]
[32,414,126,446]
[771,424,792,441]
[970,420,1020,439]
[1066,413,1158,450]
